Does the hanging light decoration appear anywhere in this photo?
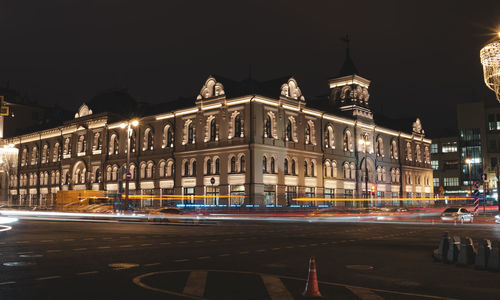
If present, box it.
[480,33,500,102]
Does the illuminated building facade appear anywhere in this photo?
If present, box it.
[2,53,433,208]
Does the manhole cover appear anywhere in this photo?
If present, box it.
[3,261,36,267]
[19,254,43,258]
[345,265,374,270]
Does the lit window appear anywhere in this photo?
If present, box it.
[430,144,438,154]
[433,178,439,187]
[443,177,459,187]
[431,160,439,170]
[442,142,458,153]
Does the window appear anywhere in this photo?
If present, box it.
[492,157,498,168]
[235,115,242,138]
[431,160,439,170]
[305,123,311,145]
[205,186,219,205]
[130,130,136,153]
[343,130,352,151]
[183,187,195,204]
[430,143,438,153]
[325,125,334,148]
[497,113,500,130]
[188,122,194,144]
[310,161,315,177]
[304,161,308,176]
[144,128,154,151]
[230,185,245,205]
[191,161,196,176]
[376,137,383,157]
[270,157,275,174]
[210,118,216,141]
[262,156,267,173]
[206,158,212,175]
[305,187,315,199]
[215,158,220,174]
[109,134,119,155]
[93,132,102,151]
[489,114,495,131]
[443,177,459,187]
[285,186,297,206]
[230,156,236,173]
[291,159,296,175]
[286,119,292,141]
[324,188,335,200]
[391,139,399,159]
[442,142,458,153]
[444,160,459,170]
[240,155,245,172]
[184,161,189,177]
[284,158,289,175]
[77,135,85,153]
[264,185,276,206]
[265,115,272,138]
[162,125,174,148]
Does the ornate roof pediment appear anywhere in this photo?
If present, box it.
[75,103,93,119]
[196,76,225,100]
[412,118,424,135]
[280,77,305,101]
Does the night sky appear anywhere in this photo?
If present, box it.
[1,1,499,137]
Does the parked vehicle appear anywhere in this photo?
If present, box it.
[495,214,500,224]
[440,207,474,223]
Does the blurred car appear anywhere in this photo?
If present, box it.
[440,207,474,223]
[495,214,500,224]
[148,207,198,224]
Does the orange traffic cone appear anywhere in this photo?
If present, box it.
[302,256,322,298]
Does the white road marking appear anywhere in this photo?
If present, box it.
[102,237,112,240]
[36,276,61,281]
[77,271,99,275]
[119,237,130,239]
[141,244,152,247]
[73,248,87,251]
[16,241,29,244]
[219,253,231,257]
[346,286,383,300]
[83,238,95,241]
[197,256,210,260]
[40,240,54,242]
[183,270,208,297]
[97,246,111,249]
[63,239,75,241]
[119,245,133,248]
[47,249,62,253]
[174,259,190,262]
[261,274,294,300]
[144,263,161,267]
[17,251,33,255]
[160,242,171,245]
[0,281,16,285]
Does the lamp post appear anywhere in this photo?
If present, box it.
[120,120,139,213]
[359,137,370,207]
[465,158,472,204]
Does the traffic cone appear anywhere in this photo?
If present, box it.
[302,256,322,298]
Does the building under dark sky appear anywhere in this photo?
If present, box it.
[0,0,499,137]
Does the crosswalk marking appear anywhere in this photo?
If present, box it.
[183,270,207,297]
[261,275,294,300]
[346,286,383,300]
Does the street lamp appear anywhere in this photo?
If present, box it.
[465,158,472,200]
[120,120,139,213]
[359,137,371,207]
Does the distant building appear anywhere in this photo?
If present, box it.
[431,101,500,202]
[2,51,433,209]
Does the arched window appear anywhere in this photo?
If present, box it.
[215,157,220,174]
[42,144,48,164]
[53,143,60,162]
[166,160,174,177]
[162,125,174,148]
[406,142,412,161]
[265,115,272,138]
[284,158,289,175]
[109,134,119,155]
[240,155,246,173]
[286,119,292,141]
[77,135,85,153]
[140,163,146,179]
[324,161,330,177]
[416,144,422,162]
[64,138,71,155]
[391,139,398,159]
[112,165,118,181]
[230,156,236,173]
[325,125,334,148]
[376,137,384,157]
[331,161,337,177]
[184,161,189,177]
[188,122,194,144]
[146,162,154,178]
[210,118,217,141]
[93,132,102,151]
[144,128,154,151]
[206,158,212,175]
[343,163,349,179]
[235,115,242,138]
[304,161,308,176]
[191,160,197,176]
[343,130,352,152]
[350,163,356,180]
[263,156,267,173]
[21,148,27,166]
[311,161,315,177]
[291,159,296,175]
[31,146,38,165]
[270,157,275,174]
[305,124,311,145]
[159,161,166,177]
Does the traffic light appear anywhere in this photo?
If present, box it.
[370,185,376,195]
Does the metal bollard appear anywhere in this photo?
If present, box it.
[475,239,491,270]
[457,237,475,266]
[446,236,460,263]
[487,240,500,272]
[433,232,449,262]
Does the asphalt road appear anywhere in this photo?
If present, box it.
[0,219,499,300]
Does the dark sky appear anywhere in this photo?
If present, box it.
[1,0,499,137]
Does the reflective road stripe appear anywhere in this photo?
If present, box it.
[183,270,208,297]
[261,275,294,300]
